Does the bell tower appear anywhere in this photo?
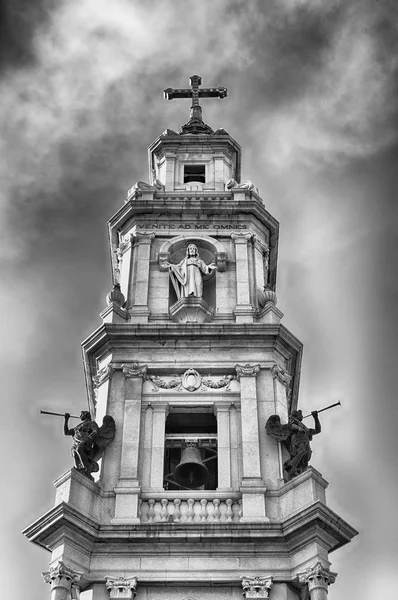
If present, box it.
[24,76,357,600]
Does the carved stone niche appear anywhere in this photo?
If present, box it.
[170,296,214,324]
[159,234,228,323]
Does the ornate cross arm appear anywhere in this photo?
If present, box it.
[164,75,227,121]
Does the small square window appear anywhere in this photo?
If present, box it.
[184,164,205,184]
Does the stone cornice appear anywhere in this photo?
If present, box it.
[107,194,279,240]
[282,500,359,554]
[81,322,303,412]
[23,499,357,567]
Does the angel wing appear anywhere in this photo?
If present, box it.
[91,415,116,462]
[265,414,291,443]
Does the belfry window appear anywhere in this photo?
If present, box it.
[164,408,217,490]
[184,164,205,183]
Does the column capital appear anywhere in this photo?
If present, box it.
[106,575,138,599]
[122,362,148,379]
[235,363,260,378]
[271,363,292,386]
[241,575,273,598]
[42,561,82,593]
[213,401,232,412]
[253,235,269,255]
[133,231,155,245]
[231,231,253,244]
[93,363,114,388]
[298,561,337,594]
[151,401,170,414]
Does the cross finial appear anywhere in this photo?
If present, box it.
[164,75,227,122]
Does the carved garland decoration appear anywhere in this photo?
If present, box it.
[148,369,236,392]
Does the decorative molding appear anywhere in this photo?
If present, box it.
[231,231,253,244]
[235,363,260,378]
[122,363,148,379]
[93,364,114,388]
[153,178,165,191]
[148,369,236,392]
[226,178,237,189]
[202,374,235,389]
[127,180,154,199]
[216,251,227,272]
[241,575,273,598]
[42,561,82,593]
[181,368,202,392]
[105,575,138,599]
[271,363,292,387]
[149,375,182,391]
[253,235,269,254]
[106,284,125,307]
[298,561,337,594]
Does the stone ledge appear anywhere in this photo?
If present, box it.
[169,297,214,324]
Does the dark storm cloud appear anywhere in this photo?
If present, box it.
[0,0,57,72]
[241,1,346,107]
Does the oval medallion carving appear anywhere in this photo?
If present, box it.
[181,368,201,392]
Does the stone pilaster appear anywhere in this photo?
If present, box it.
[231,231,254,323]
[42,561,82,600]
[92,363,114,424]
[106,576,138,599]
[235,363,268,522]
[149,401,169,490]
[117,237,132,303]
[298,562,337,600]
[113,363,147,523]
[129,231,155,323]
[214,402,232,490]
[253,235,269,291]
[271,363,292,480]
[140,403,154,489]
[241,575,273,599]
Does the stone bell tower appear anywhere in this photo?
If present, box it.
[24,76,357,600]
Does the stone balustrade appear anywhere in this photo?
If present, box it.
[140,494,242,523]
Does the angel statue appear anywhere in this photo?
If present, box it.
[266,409,321,479]
[64,410,116,479]
[163,243,217,299]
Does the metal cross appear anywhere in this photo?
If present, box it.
[164,75,227,120]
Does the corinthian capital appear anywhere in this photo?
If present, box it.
[241,575,273,598]
[106,576,138,599]
[235,363,260,378]
[122,362,148,379]
[298,561,337,594]
[42,561,82,592]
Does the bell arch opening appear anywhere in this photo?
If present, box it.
[164,407,218,491]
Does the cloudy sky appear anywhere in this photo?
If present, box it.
[2,0,397,598]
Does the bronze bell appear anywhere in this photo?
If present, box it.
[174,444,209,488]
